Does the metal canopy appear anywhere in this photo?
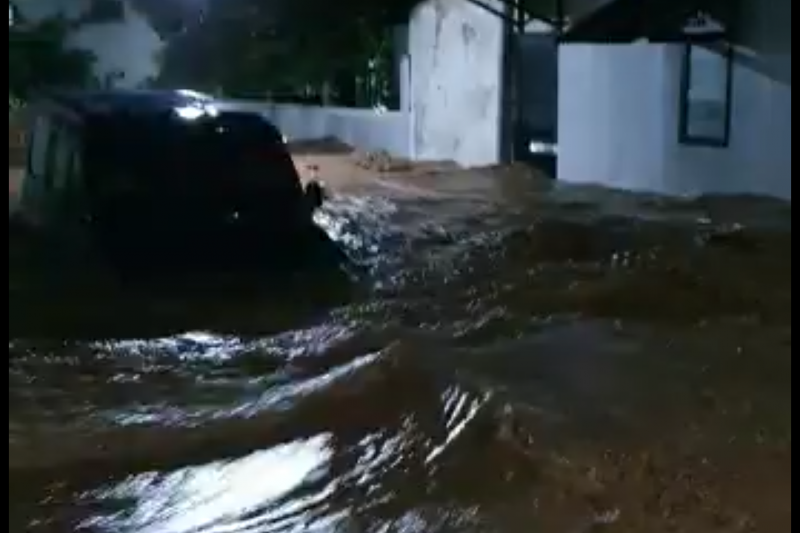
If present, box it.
[559,0,737,43]
[464,0,566,29]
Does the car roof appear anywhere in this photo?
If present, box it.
[38,90,294,179]
[45,89,219,118]
[41,89,277,124]
[39,89,286,145]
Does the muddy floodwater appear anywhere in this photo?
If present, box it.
[8,163,792,532]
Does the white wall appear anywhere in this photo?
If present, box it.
[558,44,791,200]
[15,0,163,89]
[408,0,506,166]
[252,104,411,158]
[662,47,791,199]
[557,0,791,200]
[558,44,672,192]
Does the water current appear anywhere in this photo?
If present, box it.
[9,168,792,532]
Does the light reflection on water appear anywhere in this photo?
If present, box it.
[84,436,335,533]
[8,173,793,532]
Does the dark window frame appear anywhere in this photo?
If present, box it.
[678,41,735,148]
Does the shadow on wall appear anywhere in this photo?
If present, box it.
[287,138,355,155]
[732,48,791,86]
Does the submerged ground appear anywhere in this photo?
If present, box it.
[9,143,792,532]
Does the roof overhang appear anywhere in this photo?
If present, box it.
[559,0,737,43]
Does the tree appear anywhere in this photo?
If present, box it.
[9,1,98,98]
[154,0,418,101]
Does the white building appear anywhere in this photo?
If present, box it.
[257,0,791,201]
[557,0,792,199]
[13,0,164,89]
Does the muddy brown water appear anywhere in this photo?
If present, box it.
[8,167,792,532]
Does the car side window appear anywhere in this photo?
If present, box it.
[70,139,84,184]
[28,116,52,177]
[42,121,62,191]
[50,124,79,191]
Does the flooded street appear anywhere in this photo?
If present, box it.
[8,161,792,533]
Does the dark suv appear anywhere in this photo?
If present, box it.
[18,89,327,269]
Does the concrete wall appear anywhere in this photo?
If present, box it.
[408,0,506,166]
[557,0,792,200]
[15,0,163,89]
[253,105,411,158]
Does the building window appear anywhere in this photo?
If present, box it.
[678,43,734,147]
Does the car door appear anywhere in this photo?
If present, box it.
[23,112,84,230]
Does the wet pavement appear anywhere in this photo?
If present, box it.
[8,164,793,532]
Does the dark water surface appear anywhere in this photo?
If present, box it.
[9,170,792,532]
